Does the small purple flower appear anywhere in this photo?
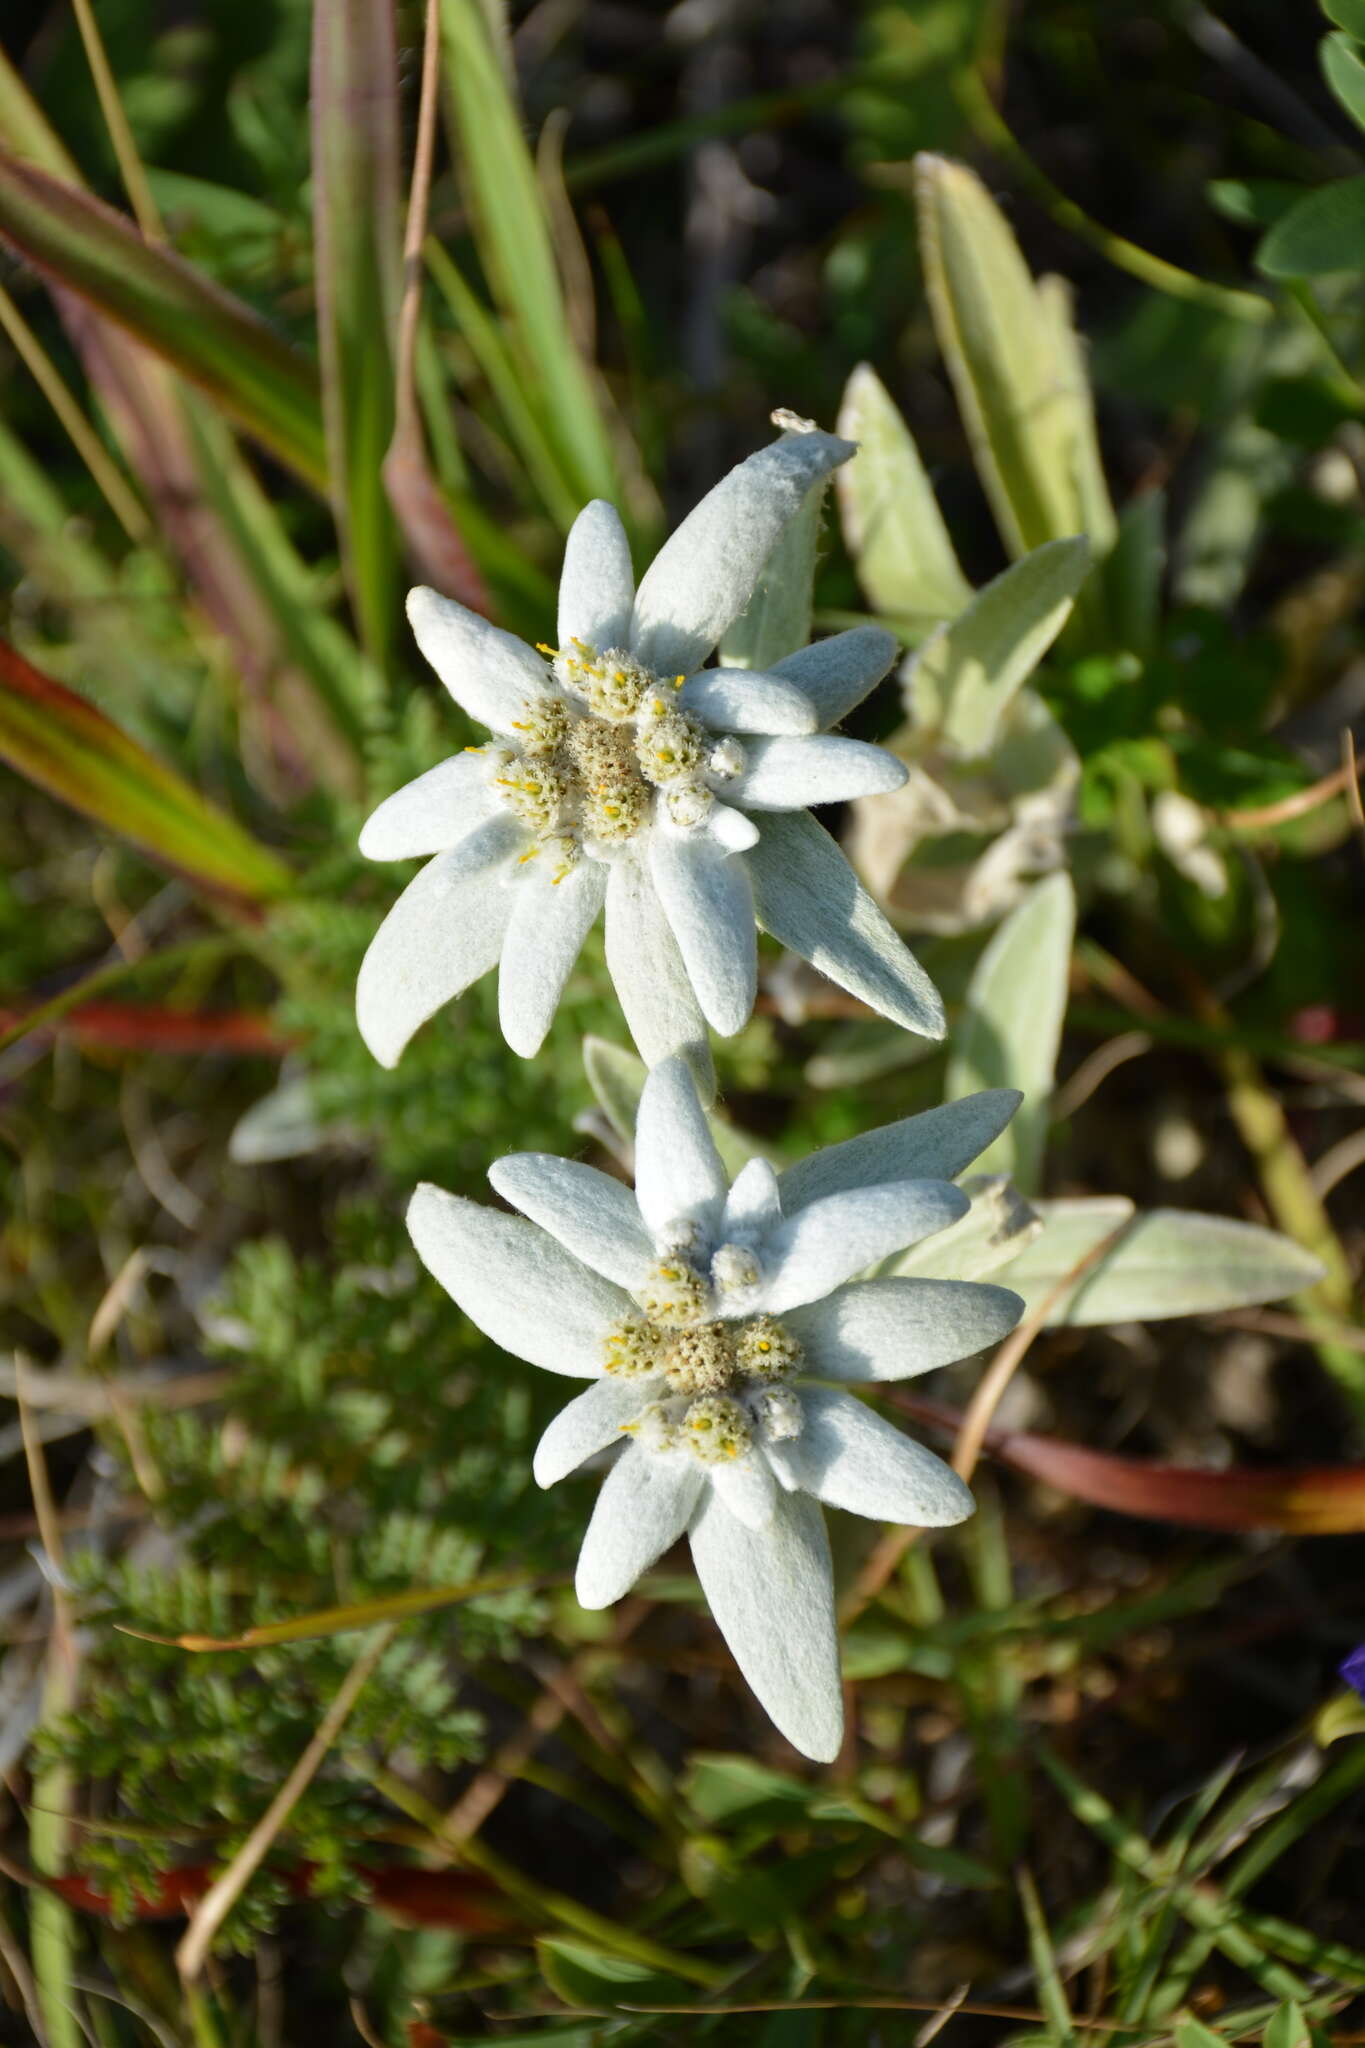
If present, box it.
[1339,1646,1365,1700]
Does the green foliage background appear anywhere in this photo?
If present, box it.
[0,0,1364,2042]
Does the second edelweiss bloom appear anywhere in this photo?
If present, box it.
[357,431,943,1073]
[407,1059,1025,1760]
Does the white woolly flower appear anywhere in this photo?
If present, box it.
[406,1058,1025,1761]
[356,433,943,1072]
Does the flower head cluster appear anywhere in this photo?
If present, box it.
[408,1058,1024,1759]
[357,433,943,1073]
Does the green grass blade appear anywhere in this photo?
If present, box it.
[0,150,327,491]
[179,395,378,769]
[0,637,293,904]
[437,0,621,510]
[424,235,581,530]
[310,0,402,657]
[1017,1867,1077,2045]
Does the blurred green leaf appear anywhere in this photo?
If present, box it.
[0,636,292,904]
[1036,272,1118,559]
[1176,2019,1232,2048]
[1257,176,1365,278]
[1207,178,1312,229]
[1104,491,1165,657]
[912,537,1090,755]
[0,150,327,489]
[945,872,1075,1192]
[536,1935,691,2009]
[1322,33,1365,131]
[1000,1200,1327,1323]
[835,361,972,629]
[1264,2001,1310,2048]
[1323,0,1365,32]
[310,0,402,655]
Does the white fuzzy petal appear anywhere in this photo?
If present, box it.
[778,1091,1022,1214]
[575,1446,704,1607]
[649,829,756,1037]
[407,1184,633,1377]
[497,859,606,1057]
[634,1054,728,1241]
[767,1386,974,1526]
[710,1452,778,1529]
[488,1154,654,1292]
[533,1375,659,1487]
[557,500,635,651]
[707,804,760,853]
[721,1156,782,1241]
[759,1181,969,1314]
[604,857,714,1092]
[630,434,854,678]
[688,1487,842,1761]
[356,842,518,1068]
[407,586,553,734]
[679,669,820,737]
[786,1278,1023,1381]
[729,735,907,811]
[771,627,899,729]
[358,753,498,860]
[747,810,945,1040]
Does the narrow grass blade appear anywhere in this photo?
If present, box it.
[438,0,622,509]
[1037,1747,1308,2004]
[117,1570,542,1649]
[1016,1867,1076,2045]
[0,638,292,905]
[425,236,581,530]
[0,150,326,490]
[311,0,402,654]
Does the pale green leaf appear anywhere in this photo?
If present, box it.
[945,872,1075,1193]
[886,1174,1042,1282]
[915,153,1083,557]
[1036,274,1117,555]
[1323,0,1365,34]
[835,362,972,628]
[1000,1200,1328,1324]
[911,537,1090,756]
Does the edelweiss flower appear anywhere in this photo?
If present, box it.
[407,1058,1024,1759]
[358,432,943,1073]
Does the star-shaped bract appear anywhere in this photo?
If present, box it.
[358,434,943,1077]
[407,1060,1024,1758]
